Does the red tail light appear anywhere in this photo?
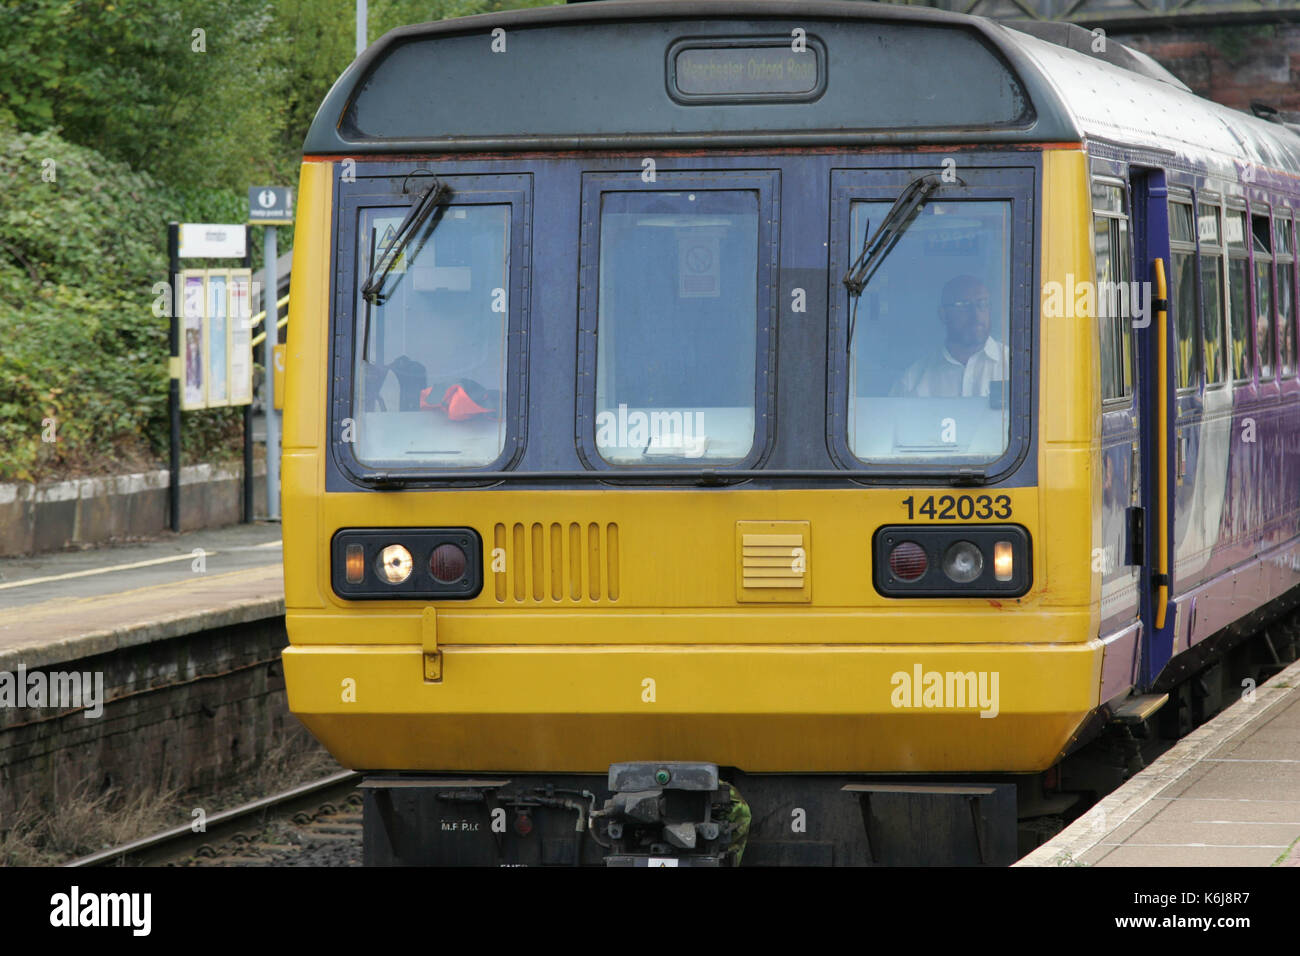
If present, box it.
[429,543,467,583]
[888,542,928,581]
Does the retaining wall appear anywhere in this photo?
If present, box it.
[0,462,268,557]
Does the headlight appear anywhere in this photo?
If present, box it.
[330,528,482,600]
[376,545,414,584]
[941,541,983,583]
[874,525,1030,598]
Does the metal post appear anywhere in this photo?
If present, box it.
[356,0,367,57]
[242,226,254,523]
[167,221,182,533]
[264,225,281,521]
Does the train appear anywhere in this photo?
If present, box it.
[280,0,1300,865]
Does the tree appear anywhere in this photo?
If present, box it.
[0,1,286,192]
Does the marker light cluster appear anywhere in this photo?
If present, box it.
[332,528,482,600]
[874,525,1030,598]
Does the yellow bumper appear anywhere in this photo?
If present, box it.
[283,640,1103,774]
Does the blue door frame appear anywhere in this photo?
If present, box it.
[1132,166,1178,688]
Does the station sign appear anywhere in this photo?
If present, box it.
[178,223,246,259]
[249,186,294,225]
[180,268,254,410]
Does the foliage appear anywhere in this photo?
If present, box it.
[273,0,560,172]
[0,0,287,192]
[0,0,558,482]
[0,124,243,481]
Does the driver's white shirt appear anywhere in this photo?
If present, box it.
[895,336,1008,398]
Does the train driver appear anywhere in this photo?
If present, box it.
[893,274,1009,398]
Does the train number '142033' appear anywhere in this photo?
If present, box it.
[902,494,1012,520]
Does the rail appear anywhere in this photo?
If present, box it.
[63,770,361,867]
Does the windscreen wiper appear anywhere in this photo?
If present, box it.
[359,174,450,364]
[842,172,958,350]
[361,175,450,306]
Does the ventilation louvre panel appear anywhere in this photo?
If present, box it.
[493,522,620,603]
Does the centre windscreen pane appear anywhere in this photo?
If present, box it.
[595,190,759,464]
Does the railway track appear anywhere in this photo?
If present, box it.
[64,771,363,867]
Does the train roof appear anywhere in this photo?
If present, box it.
[304,0,1300,178]
[998,19,1300,179]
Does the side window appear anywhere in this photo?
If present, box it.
[1275,212,1296,378]
[1092,181,1133,402]
[1225,207,1251,382]
[1252,212,1274,380]
[1198,203,1227,386]
[1169,198,1199,390]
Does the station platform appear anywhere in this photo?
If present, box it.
[1019,656,1300,867]
[0,523,284,671]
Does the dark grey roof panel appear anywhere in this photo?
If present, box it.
[1005,20,1190,92]
[303,0,1082,153]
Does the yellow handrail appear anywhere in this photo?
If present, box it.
[250,297,290,348]
[249,293,291,330]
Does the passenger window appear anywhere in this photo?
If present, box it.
[1252,213,1274,379]
[1275,212,1296,378]
[594,189,759,463]
[1226,208,1251,381]
[1169,200,1199,390]
[1198,203,1227,385]
[1092,182,1133,402]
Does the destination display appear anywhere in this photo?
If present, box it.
[674,45,820,98]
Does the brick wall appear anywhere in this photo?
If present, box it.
[0,617,316,824]
[1114,22,1300,115]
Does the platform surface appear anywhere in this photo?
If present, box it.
[0,524,284,670]
[1019,655,1300,867]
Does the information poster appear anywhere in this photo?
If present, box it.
[178,267,253,410]
[228,270,253,406]
[206,271,230,407]
[181,271,206,410]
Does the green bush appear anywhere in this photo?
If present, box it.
[0,0,562,482]
[0,125,241,481]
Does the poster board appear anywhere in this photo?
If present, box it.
[205,270,230,407]
[178,267,254,410]
[229,269,253,406]
[181,270,207,410]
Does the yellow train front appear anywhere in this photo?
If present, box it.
[281,1,1300,865]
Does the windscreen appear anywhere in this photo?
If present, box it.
[353,203,510,467]
[594,189,759,463]
[847,199,1013,464]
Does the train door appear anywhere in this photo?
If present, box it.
[1091,171,1145,673]
[1129,167,1177,687]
